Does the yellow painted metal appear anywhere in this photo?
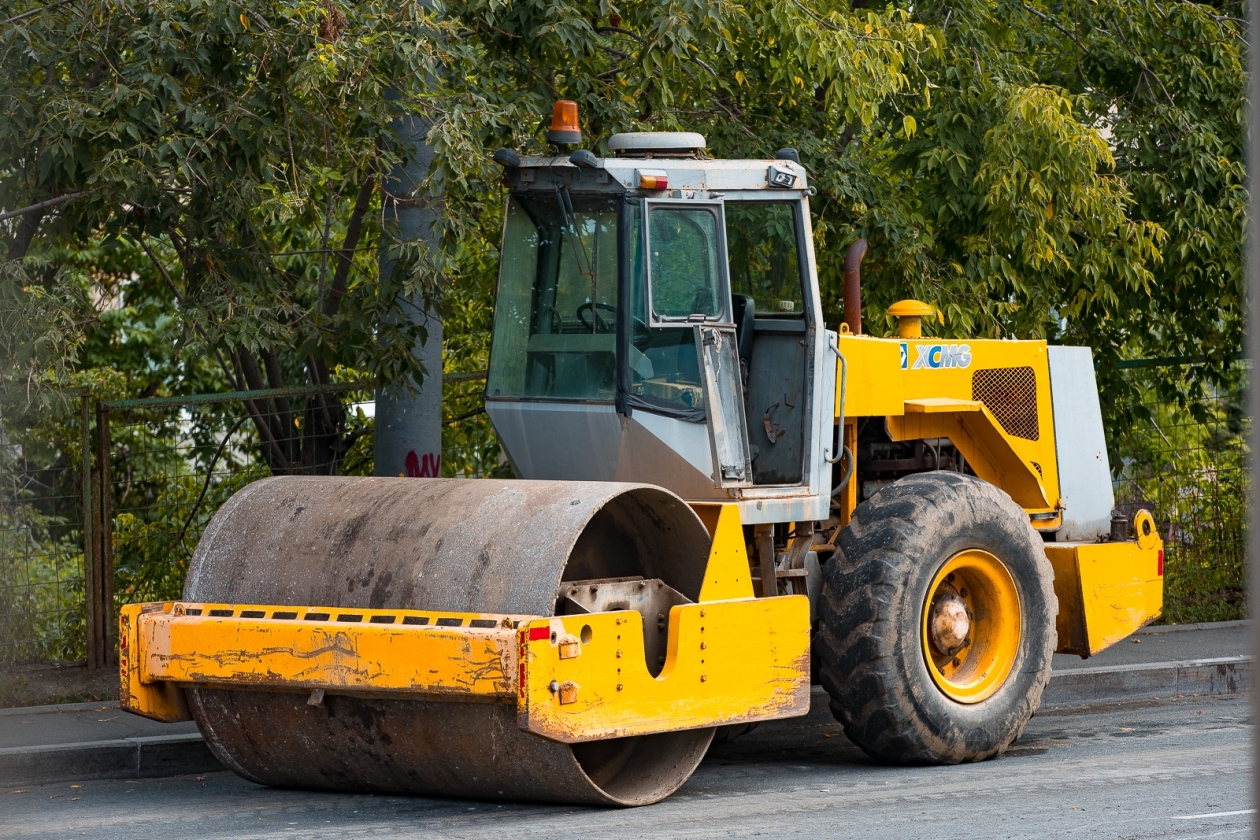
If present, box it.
[835,334,1061,521]
[837,420,859,527]
[1046,529,1164,657]
[517,595,811,743]
[121,602,523,714]
[886,299,936,338]
[888,400,1051,512]
[119,603,191,722]
[119,503,811,741]
[1134,509,1160,550]
[920,550,1022,704]
[692,503,756,601]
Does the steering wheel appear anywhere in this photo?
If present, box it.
[576,301,617,333]
[542,304,562,335]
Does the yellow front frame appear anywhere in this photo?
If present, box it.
[119,504,813,741]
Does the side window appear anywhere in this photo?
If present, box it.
[645,204,728,324]
[725,202,804,317]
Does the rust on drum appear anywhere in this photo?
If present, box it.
[183,476,716,806]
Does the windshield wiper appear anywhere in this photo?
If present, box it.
[554,182,599,333]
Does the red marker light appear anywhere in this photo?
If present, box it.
[637,168,669,190]
[1157,549,1164,576]
[528,625,551,641]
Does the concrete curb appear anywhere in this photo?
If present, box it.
[2,656,1251,787]
[0,700,114,718]
[1041,656,1253,709]
[1135,619,1252,635]
[0,734,220,788]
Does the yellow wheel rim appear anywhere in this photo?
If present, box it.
[921,549,1021,704]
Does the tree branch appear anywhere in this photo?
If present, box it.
[2,0,72,26]
[234,348,294,471]
[1108,12,1180,115]
[1019,3,1101,63]
[322,173,376,319]
[260,347,296,452]
[139,237,183,303]
[0,191,87,224]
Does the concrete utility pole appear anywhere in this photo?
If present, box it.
[374,113,443,478]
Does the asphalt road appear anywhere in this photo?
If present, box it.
[1,694,1249,840]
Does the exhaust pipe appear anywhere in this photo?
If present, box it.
[842,239,868,335]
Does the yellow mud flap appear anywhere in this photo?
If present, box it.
[1046,511,1164,657]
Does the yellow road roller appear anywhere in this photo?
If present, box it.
[120,104,1164,806]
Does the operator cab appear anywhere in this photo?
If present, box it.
[485,125,836,525]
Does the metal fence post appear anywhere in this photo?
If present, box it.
[97,402,114,665]
[80,389,101,669]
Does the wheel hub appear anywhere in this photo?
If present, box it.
[928,588,970,656]
[920,549,1022,704]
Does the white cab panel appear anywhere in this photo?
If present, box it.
[1048,346,1115,540]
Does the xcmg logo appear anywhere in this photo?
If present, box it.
[900,343,973,370]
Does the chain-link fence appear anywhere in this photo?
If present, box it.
[104,383,377,638]
[0,359,1248,668]
[1109,361,1247,624]
[0,393,91,666]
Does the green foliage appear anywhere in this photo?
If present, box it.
[112,465,268,604]
[2,0,1241,396]
[0,496,86,663]
[0,0,453,414]
[1110,366,1246,623]
[0,0,1245,643]
[887,0,1243,417]
[0,369,128,664]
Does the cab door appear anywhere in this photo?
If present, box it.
[636,199,753,488]
[725,200,812,486]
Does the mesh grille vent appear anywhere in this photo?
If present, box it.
[1030,461,1043,477]
[971,367,1040,441]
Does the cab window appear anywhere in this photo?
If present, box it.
[646,205,726,323]
[487,195,619,400]
[627,205,712,413]
[725,201,805,317]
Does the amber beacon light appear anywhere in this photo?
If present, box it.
[546,100,582,146]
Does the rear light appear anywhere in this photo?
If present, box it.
[637,168,669,190]
[1157,549,1164,576]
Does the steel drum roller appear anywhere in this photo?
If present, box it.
[182,476,716,806]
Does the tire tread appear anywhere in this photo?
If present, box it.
[818,473,1057,765]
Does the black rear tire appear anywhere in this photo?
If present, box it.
[817,472,1056,764]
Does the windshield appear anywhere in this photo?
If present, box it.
[487,195,619,400]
